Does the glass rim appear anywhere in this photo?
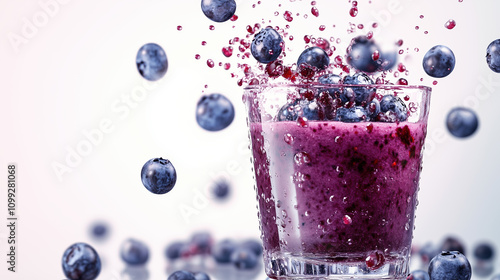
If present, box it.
[244,83,432,91]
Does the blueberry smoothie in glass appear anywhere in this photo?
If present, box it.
[244,84,431,279]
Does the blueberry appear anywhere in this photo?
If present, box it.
[428,251,471,280]
[90,222,108,239]
[346,36,381,73]
[193,272,211,280]
[120,238,149,265]
[318,73,342,85]
[239,239,263,257]
[408,270,430,280]
[168,270,196,280]
[422,45,455,78]
[165,241,186,260]
[190,231,213,255]
[473,242,495,261]
[196,93,235,131]
[231,247,259,269]
[201,0,236,23]
[486,39,500,72]
[379,95,408,122]
[141,157,177,194]
[62,243,101,280]
[212,239,237,263]
[297,46,330,70]
[212,180,230,199]
[277,99,322,121]
[250,27,283,64]
[446,107,479,138]
[342,73,376,104]
[335,106,368,123]
[136,43,168,81]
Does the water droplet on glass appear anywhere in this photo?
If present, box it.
[305,210,311,217]
[329,195,335,202]
[343,215,352,225]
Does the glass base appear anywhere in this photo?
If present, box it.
[264,253,409,280]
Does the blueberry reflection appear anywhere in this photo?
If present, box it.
[121,265,150,280]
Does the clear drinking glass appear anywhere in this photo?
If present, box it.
[244,84,431,279]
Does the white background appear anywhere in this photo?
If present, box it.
[1,0,500,279]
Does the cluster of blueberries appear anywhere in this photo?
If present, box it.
[408,236,498,280]
[62,224,263,280]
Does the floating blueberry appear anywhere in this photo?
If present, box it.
[446,107,479,138]
[240,239,263,257]
[486,39,500,73]
[165,241,186,260]
[336,106,368,123]
[62,243,101,280]
[193,272,211,280]
[408,270,430,280]
[379,95,408,122]
[473,242,495,261]
[428,251,471,280]
[231,247,259,269]
[422,45,455,78]
[212,180,230,199]
[196,93,235,131]
[212,239,237,263]
[277,99,322,121]
[250,27,283,64]
[136,43,168,81]
[201,0,236,23]
[90,222,108,239]
[342,72,376,104]
[346,36,381,73]
[141,157,177,194]
[120,238,149,265]
[168,270,196,280]
[297,46,330,70]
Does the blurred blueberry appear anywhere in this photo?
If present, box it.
[201,0,236,23]
[473,242,495,261]
[212,239,237,263]
[486,39,500,73]
[251,27,283,64]
[136,43,168,81]
[90,222,108,239]
[168,270,196,280]
[62,243,101,280]
[342,72,376,104]
[346,36,380,73]
[446,107,479,138]
[336,106,368,123]
[277,99,322,121]
[190,231,213,255]
[379,95,408,122]
[212,180,230,199]
[379,49,398,71]
[408,270,430,280]
[419,243,440,265]
[297,46,330,70]
[193,272,211,280]
[120,238,149,265]
[240,239,263,257]
[422,45,455,78]
[141,157,177,195]
[428,251,471,280]
[231,247,259,269]
[165,241,186,260]
[196,93,235,131]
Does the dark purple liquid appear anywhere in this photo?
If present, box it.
[250,120,427,260]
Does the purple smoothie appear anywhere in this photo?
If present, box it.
[250,119,427,265]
